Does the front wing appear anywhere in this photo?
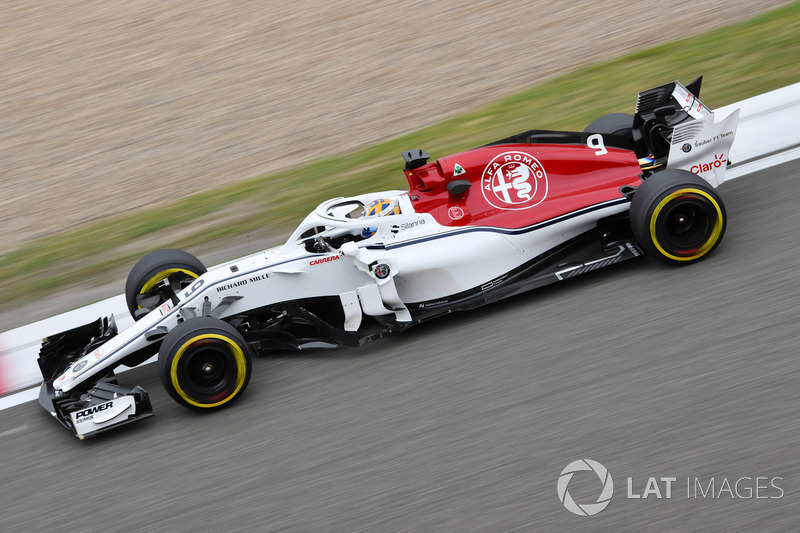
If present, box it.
[38,317,154,439]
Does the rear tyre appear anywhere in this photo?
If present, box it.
[125,249,207,320]
[584,113,634,138]
[158,317,252,410]
[630,170,726,264]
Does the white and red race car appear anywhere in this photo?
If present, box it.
[38,77,739,438]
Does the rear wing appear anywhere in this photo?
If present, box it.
[633,77,740,187]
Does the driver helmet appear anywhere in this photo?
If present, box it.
[361,198,401,238]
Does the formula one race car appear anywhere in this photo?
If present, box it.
[38,77,740,438]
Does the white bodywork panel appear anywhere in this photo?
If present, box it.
[53,189,632,392]
[667,108,740,187]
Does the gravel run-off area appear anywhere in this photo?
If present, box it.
[0,1,790,257]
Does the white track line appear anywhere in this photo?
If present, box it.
[726,146,800,181]
[0,388,40,410]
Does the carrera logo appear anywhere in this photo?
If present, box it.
[481,151,547,210]
[691,153,726,175]
[309,255,340,266]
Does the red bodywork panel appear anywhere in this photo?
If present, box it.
[405,143,643,229]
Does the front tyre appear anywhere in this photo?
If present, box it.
[125,249,207,320]
[158,317,252,410]
[630,170,726,264]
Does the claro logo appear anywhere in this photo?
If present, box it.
[691,153,726,175]
[309,255,340,266]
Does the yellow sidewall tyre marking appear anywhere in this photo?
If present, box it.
[140,268,199,294]
[170,333,248,409]
[649,188,724,262]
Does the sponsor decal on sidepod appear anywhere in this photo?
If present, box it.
[309,255,340,266]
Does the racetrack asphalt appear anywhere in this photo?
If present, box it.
[0,159,798,531]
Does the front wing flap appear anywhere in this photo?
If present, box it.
[39,374,153,439]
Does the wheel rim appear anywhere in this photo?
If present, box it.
[650,188,723,261]
[171,334,247,408]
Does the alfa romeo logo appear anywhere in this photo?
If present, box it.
[374,263,391,279]
[557,459,614,516]
[481,151,547,210]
